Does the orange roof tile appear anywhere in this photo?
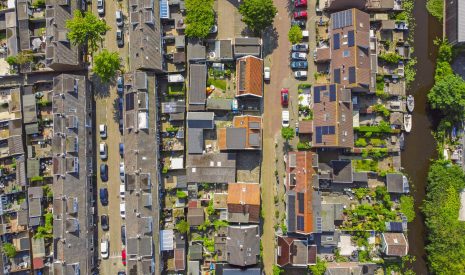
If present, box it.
[227,182,260,206]
[236,56,263,97]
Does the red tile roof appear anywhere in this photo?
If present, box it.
[227,182,260,223]
[236,56,264,97]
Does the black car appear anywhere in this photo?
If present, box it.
[100,163,108,182]
[99,188,108,206]
[290,61,308,69]
[291,19,306,28]
[121,225,126,245]
[101,215,109,231]
[116,29,124,48]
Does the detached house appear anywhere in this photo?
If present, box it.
[227,182,260,223]
[236,56,263,98]
[381,232,409,257]
[276,236,317,267]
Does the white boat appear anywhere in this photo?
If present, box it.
[404,114,412,133]
[406,95,414,113]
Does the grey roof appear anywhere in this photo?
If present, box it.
[189,244,203,260]
[188,64,207,108]
[162,101,186,113]
[27,158,40,178]
[217,40,233,60]
[187,112,214,129]
[127,236,153,257]
[234,37,261,57]
[188,260,200,275]
[331,160,353,183]
[187,207,205,226]
[29,186,43,198]
[222,268,261,275]
[175,35,185,48]
[226,128,247,149]
[6,12,18,56]
[320,231,340,247]
[353,172,368,183]
[22,94,37,124]
[9,135,25,155]
[187,38,206,60]
[25,123,39,135]
[321,204,344,232]
[386,173,409,193]
[188,128,204,154]
[226,225,260,266]
[206,98,233,110]
[186,153,236,183]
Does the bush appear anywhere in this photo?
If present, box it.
[288,25,303,44]
[281,127,295,141]
[176,190,187,199]
[309,258,327,275]
[372,104,390,117]
[2,243,16,258]
[297,141,311,150]
[30,175,44,182]
[32,0,45,8]
[426,0,443,21]
[379,52,402,64]
[176,219,190,234]
[400,195,415,222]
[355,138,367,147]
[273,265,284,275]
[5,56,18,66]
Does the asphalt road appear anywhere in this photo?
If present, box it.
[92,0,129,274]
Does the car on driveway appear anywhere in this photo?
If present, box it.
[291,61,308,69]
[294,71,308,78]
[101,239,109,259]
[101,215,109,231]
[100,164,108,182]
[100,188,108,206]
[294,0,307,7]
[281,89,289,107]
[264,67,270,81]
[97,0,105,16]
[294,11,307,19]
[292,43,309,52]
[291,52,307,60]
[291,20,306,28]
[117,76,124,94]
[282,110,290,127]
[116,29,124,48]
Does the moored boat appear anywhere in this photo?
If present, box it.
[406,95,414,113]
[404,114,412,133]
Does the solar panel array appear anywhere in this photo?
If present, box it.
[288,193,296,232]
[333,33,340,50]
[348,66,356,84]
[160,0,169,19]
[329,84,336,102]
[315,126,336,144]
[297,216,305,231]
[332,9,353,30]
[313,86,326,103]
[297,192,305,214]
[316,217,322,233]
[126,93,135,111]
[334,68,341,84]
[348,30,355,47]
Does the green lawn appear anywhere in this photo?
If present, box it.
[208,78,227,90]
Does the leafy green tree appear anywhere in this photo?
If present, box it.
[176,190,188,199]
[185,0,215,38]
[428,74,465,123]
[2,243,16,258]
[176,219,190,234]
[399,195,415,222]
[288,25,303,44]
[272,265,284,275]
[239,0,277,34]
[93,50,120,83]
[378,52,402,64]
[426,0,443,21]
[66,11,110,54]
[309,258,327,275]
[5,56,18,66]
[281,127,295,141]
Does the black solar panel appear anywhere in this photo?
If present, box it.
[348,66,356,84]
[389,222,403,232]
[329,85,336,101]
[298,192,305,213]
[316,217,322,233]
[334,69,341,84]
[314,87,321,103]
[316,127,322,144]
[328,126,335,135]
[332,9,353,30]
[333,33,340,50]
[297,216,305,231]
[288,193,296,232]
[125,93,135,111]
[348,30,355,47]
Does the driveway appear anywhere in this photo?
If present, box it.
[92,0,129,274]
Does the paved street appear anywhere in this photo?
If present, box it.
[91,1,129,274]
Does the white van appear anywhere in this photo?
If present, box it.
[100,239,109,259]
[120,184,125,200]
[99,142,107,160]
[120,202,126,218]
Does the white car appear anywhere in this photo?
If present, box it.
[100,240,109,259]
[294,71,308,78]
[291,52,307,60]
[282,110,290,127]
[99,142,107,160]
[116,10,123,27]
[99,124,107,138]
[119,162,125,182]
[120,202,126,218]
[120,184,125,200]
[264,67,270,81]
[97,0,105,16]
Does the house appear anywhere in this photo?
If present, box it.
[381,232,409,257]
[226,225,260,266]
[207,40,234,61]
[207,98,234,111]
[186,153,236,183]
[312,85,353,148]
[286,151,319,235]
[218,115,262,150]
[174,247,185,271]
[236,56,264,98]
[188,64,207,110]
[324,262,378,275]
[234,37,261,58]
[315,47,331,63]
[189,243,203,261]
[227,182,260,223]
[445,0,465,45]
[276,236,317,267]
[187,38,206,61]
[331,160,353,184]
[187,205,205,227]
[386,173,409,193]
[320,203,344,232]
[28,186,43,227]
[187,112,214,154]
[329,9,371,92]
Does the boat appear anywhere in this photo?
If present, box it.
[404,114,412,133]
[399,132,405,150]
[406,95,414,113]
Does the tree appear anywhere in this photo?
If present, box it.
[309,258,327,275]
[239,0,277,34]
[378,52,402,64]
[272,265,284,275]
[176,190,187,199]
[176,219,190,234]
[399,195,415,222]
[5,56,18,66]
[426,0,443,21]
[428,74,465,123]
[2,243,16,258]
[288,25,303,44]
[185,0,215,38]
[281,127,295,141]
[66,11,110,54]
[93,50,121,83]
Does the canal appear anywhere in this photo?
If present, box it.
[402,0,441,273]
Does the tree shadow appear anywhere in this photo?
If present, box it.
[263,27,279,56]
[91,73,115,99]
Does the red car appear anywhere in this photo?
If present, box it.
[294,0,307,7]
[281,89,289,107]
[122,249,126,265]
[294,11,308,19]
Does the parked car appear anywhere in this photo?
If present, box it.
[99,124,107,138]
[120,184,125,200]
[264,67,270,81]
[294,71,308,78]
[99,142,108,160]
[116,29,124,48]
[117,272,125,275]
[122,249,126,266]
[100,188,108,206]
[292,43,309,52]
[291,61,308,69]
[121,225,126,245]
[97,0,105,16]
[291,19,306,28]
[119,143,124,156]
[100,239,109,259]
[282,110,290,127]
[291,52,307,60]
[294,0,307,7]
[101,215,109,231]
[281,89,289,107]
[119,162,125,182]
[120,202,126,218]
[117,76,124,94]
[293,11,307,19]
[100,164,108,182]
[116,10,124,27]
